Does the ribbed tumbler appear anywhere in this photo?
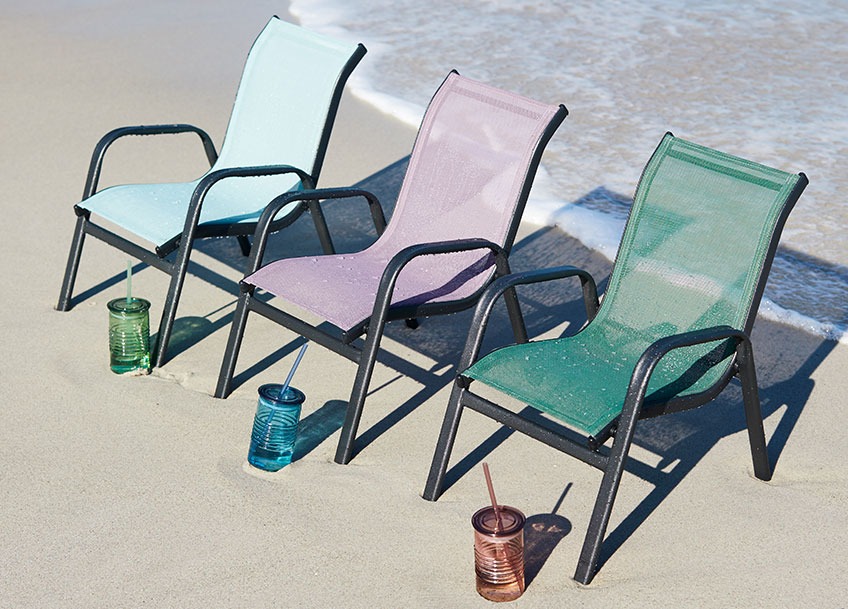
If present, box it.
[248,384,304,471]
[472,505,526,602]
[107,297,151,374]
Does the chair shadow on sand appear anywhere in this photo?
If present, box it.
[74,156,842,584]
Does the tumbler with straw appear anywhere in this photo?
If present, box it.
[248,343,309,471]
[472,463,526,601]
[107,260,151,374]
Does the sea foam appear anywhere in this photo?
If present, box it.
[291,0,848,343]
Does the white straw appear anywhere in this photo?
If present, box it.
[280,343,308,395]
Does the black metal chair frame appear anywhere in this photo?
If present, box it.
[56,44,366,369]
[215,104,569,466]
[422,171,808,585]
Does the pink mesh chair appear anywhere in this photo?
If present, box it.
[215,72,567,464]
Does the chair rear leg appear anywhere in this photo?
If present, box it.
[215,290,253,399]
[334,323,386,465]
[57,215,88,311]
[736,342,772,481]
[237,235,251,257]
[422,383,467,501]
[502,285,528,343]
[307,200,336,255]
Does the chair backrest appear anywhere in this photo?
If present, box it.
[595,133,807,395]
[214,17,365,183]
[366,72,566,300]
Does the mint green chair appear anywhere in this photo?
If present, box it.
[423,133,808,584]
[57,17,366,368]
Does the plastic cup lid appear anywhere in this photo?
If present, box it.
[107,297,151,314]
[259,384,306,405]
[472,505,525,536]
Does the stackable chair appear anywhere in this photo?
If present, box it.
[56,17,366,368]
[215,72,568,465]
[423,133,808,584]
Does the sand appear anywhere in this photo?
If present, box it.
[1,4,846,608]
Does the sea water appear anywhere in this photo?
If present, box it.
[291,0,848,342]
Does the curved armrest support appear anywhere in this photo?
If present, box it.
[82,124,218,198]
[618,325,748,432]
[370,238,507,328]
[458,265,599,373]
[245,187,385,274]
[179,165,316,249]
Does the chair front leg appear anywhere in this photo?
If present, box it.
[574,389,642,585]
[333,243,407,464]
[574,329,730,583]
[57,213,88,311]
[334,238,507,464]
[152,232,195,368]
[214,288,254,398]
[574,434,629,584]
[422,381,468,501]
[334,318,386,464]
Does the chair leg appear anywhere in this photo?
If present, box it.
[502,285,528,343]
[333,321,387,465]
[215,290,253,399]
[308,200,336,255]
[237,235,251,257]
[574,394,643,585]
[152,239,194,368]
[57,215,88,311]
[736,342,772,481]
[573,437,630,585]
[422,383,467,501]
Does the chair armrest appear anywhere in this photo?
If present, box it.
[387,238,507,270]
[457,266,600,373]
[617,325,749,428]
[628,325,748,401]
[82,124,218,198]
[245,187,386,274]
[179,164,317,242]
[367,238,508,331]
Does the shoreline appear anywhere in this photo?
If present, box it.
[290,0,848,345]
[1,4,846,608]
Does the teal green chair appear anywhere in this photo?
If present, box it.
[57,17,366,368]
[423,133,808,584]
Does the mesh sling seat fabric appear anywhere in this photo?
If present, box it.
[423,133,808,584]
[215,72,568,466]
[56,17,366,368]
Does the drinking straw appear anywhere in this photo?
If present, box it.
[482,462,504,533]
[483,462,522,592]
[126,260,132,304]
[280,342,308,396]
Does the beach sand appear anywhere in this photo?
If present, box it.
[1,4,846,608]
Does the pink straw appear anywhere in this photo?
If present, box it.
[483,462,504,533]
